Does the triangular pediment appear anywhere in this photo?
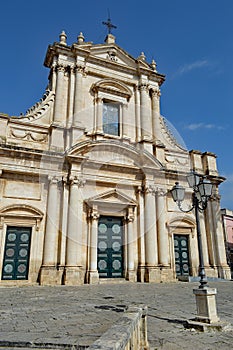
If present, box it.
[86,189,137,208]
[89,43,150,70]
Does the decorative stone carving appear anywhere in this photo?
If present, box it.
[156,187,167,197]
[56,64,66,73]
[107,49,118,62]
[75,65,87,77]
[90,209,100,221]
[9,128,48,143]
[138,83,149,92]
[69,176,86,188]
[145,185,156,196]
[150,88,161,98]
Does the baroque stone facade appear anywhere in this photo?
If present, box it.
[0,31,230,285]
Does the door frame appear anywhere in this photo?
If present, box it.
[173,233,191,278]
[2,226,32,280]
[97,215,124,278]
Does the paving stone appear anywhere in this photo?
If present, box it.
[0,281,233,349]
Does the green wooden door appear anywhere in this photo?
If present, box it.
[2,227,32,280]
[97,216,123,278]
[174,234,190,276]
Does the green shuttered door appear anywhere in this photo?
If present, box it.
[98,216,123,278]
[174,234,190,276]
[2,227,32,280]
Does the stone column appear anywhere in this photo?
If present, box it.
[126,208,137,282]
[63,176,85,285]
[139,83,152,141]
[211,194,231,279]
[134,86,141,142]
[151,88,161,142]
[144,184,159,282]
[40,176,62,285]
[95,97,103,133]
[156,188,169,266]
[67,66,75,128]
[51,65,57,91]
[87,209,99,284]
[205,201,217,267]
[53,65,65,124]
[73,65,84,126]
[137,187,145,281]
[122,103,129,139]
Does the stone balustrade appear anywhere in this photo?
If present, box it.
[88,305,149,350]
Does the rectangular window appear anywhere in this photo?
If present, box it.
[103,101,120,136]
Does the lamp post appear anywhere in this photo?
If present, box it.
[170,171,212,289]
[171,171,222,327]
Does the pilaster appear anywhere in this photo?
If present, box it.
[73,65,86,126]
[144,184,159,282]
[39,176,62,285]
[151,88,161,142]
[126,208,137,282]
[63,176,86,285]
[87,209,100,284]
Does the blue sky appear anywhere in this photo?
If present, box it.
[1,0,233,208]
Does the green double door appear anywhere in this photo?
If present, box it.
[174,234,190,277]
[97,216,123,278]
[2,227,32,280]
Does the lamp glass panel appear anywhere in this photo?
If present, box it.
[187,172,200,188]
[198,179,212,197]
[171,183,185,202]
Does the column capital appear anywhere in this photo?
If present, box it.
[56,64,66,73]
[48,175,62,184]
[210,194,221,202]
[150,88,161,98]
[75,64,87,76]
[90,209,100,221]
[145,185,156,196]
[95,97,102,104]
[138,83,149,92]
[126,207,135,222]
[69,175,86,187]
[156,187,167,197]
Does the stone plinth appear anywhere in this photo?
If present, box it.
[185,286,232,332]
[193,287,219,323]
[63,267,84,285]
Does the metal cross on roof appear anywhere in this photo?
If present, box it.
[102,13,117,34]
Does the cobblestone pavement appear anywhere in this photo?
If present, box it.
[0,281,233,349]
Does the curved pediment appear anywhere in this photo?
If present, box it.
[67,139,163,170]
[0,204,44,218]
[168,215,195,228]
[91,79,132,100]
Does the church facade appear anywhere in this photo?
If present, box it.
[0,31,230,285]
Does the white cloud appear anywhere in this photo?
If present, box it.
[173,60,209,78]
[185,123,224,131]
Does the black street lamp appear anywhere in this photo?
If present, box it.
[170,171,213,289]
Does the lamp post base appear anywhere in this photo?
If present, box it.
[193,287,219,323]
[185,287,232,332]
